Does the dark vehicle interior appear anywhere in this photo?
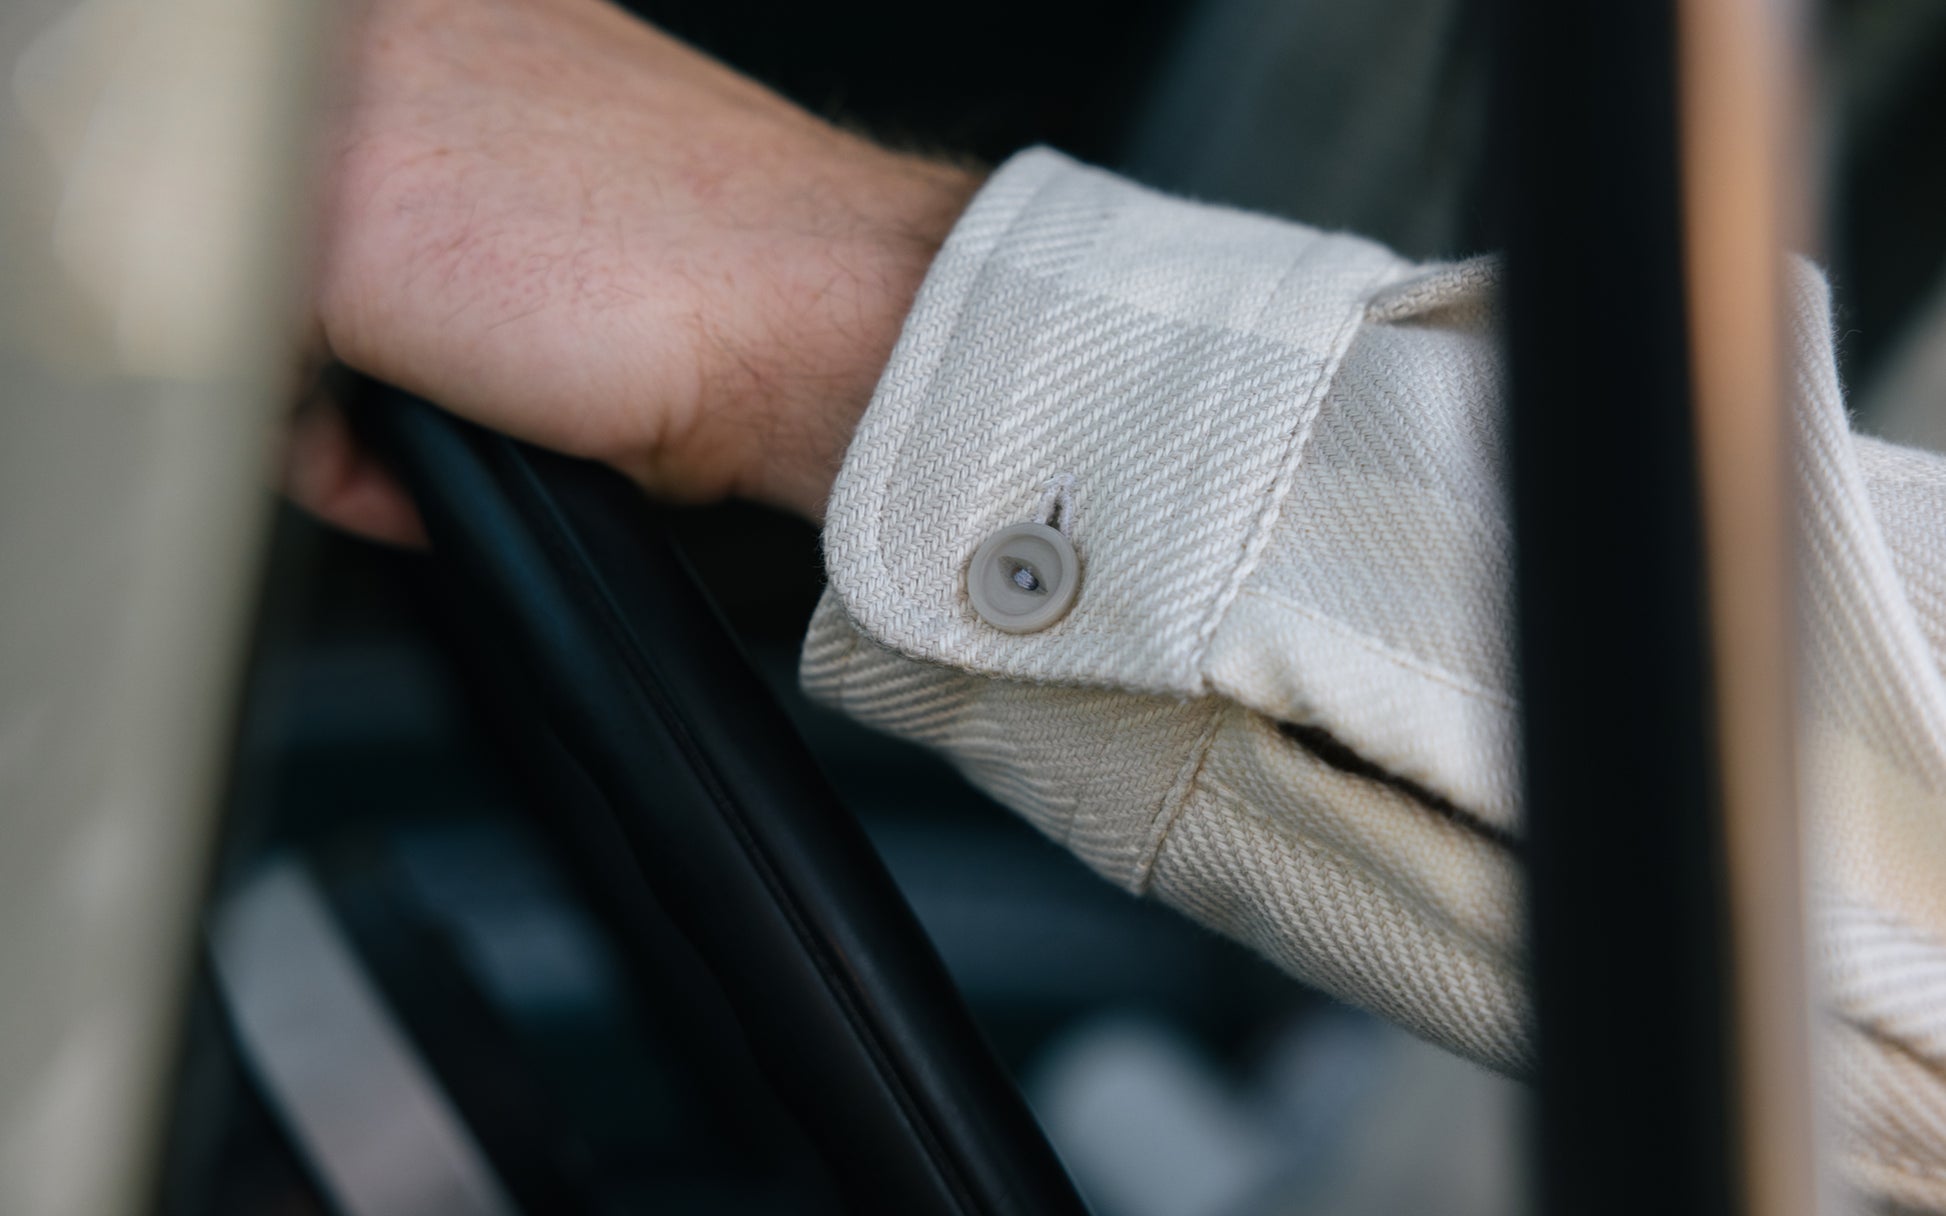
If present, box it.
[149,1,1946,1214]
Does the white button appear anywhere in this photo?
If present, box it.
[967,522,1080,633]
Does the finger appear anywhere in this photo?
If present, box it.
[283,394,429,548]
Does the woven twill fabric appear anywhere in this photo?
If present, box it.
[820,149,1406,693]
[803,148,1946,1209]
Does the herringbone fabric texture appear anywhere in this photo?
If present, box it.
[803,148,1946,1209]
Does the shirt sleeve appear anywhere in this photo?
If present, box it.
[800,146,1946,1212]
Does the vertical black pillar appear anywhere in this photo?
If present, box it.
[1498,5,1737,1215]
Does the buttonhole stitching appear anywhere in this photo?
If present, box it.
[1034,472,1077,535]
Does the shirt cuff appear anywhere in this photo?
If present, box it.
[818,147,1407,695]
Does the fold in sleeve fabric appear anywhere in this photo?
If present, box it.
[800,146,1946,1211]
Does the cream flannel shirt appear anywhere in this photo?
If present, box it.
[801,148,1946,1210]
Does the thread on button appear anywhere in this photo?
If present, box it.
[1034,474,1077,535]
[1008,560,1043,592]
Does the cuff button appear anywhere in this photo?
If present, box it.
[967,523,1080,633]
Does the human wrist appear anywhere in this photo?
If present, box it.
[749,151,982,523]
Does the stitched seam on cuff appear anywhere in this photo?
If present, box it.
[1186,255,1392,683]
[1131,698,1225,895]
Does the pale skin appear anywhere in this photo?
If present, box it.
[291,0,981,544]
